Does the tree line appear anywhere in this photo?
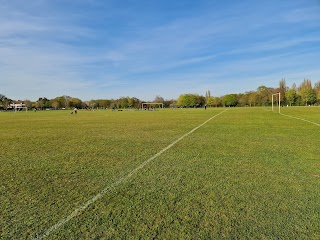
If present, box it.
[0,94,174,110]
[1,79,320,110]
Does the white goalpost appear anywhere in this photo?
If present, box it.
[272,92,281,113]
[11,103,28,112]
[141,102,164,110]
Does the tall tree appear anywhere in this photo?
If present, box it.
[314,81,320,95]
[292,83,297,91]
[256,86,272,106]
[205,90,211,104]
[314,81,320,105]
[238,93,249,107]
[130,97,141,108]
[298,79,316,106]
[63,95,71,108]
[127,98,134,107]
[24,100,32,109]
[51,101,59,109]
[195,95,205,106]
[248,91,258,107]
[279,78,287,102]
[36,98,45,109]
[317,92,320,105]
[89,100,98,109]
[118,97,129,108]
[153,95,164,103]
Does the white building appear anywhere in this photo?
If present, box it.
[9,103,27,111]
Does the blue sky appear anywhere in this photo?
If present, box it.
[1,0,320,101]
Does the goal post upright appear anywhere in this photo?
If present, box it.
[271,92,281,113]
[278,92,281,113]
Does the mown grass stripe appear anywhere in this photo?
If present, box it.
[35,109,227,239]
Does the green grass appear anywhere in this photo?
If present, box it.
[0,107,319,239]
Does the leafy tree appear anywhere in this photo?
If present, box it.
[100,99,111,108]
[50,96,67,108]
[164,99,177,108]
[0,94,6,101]
[177,94,205,107]
[92,99,110,109]
[223,94,237,107]
[0,94,11,110]
[285,89,297,106]
[36,97,50,109]
[129,97,141,108]
[36,98,44,109]
[153,95,164,103]
[177,94,197,107]
[292,83,297,91]
[279,78,287,102]
[317,92,320,105]
[314,81,320,91]
[206,97,221,107]
[24,100,33,109]
[63,95,71,108]
[51,101,59,109]
[211,97,221,107]
[195,95,205,107]
[89,100,98,109]
[257,86,272,106]
[68,98,82,108]
[44,101,51,108]
[248,91,258,107]
[298,79,316,105]
[205,90,211,104]
[117,97,129,108]
[81,101,88,109]
[314,81,320,104]
[127,98,134,107]
[238,93,249,107]
[0,94,5,109]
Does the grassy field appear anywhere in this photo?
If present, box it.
[0,107,319,239]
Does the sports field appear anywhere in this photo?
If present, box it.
[1,107,319,239]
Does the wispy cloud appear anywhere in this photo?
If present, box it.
[0,0,319,101]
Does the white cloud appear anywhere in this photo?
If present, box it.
[0,0,319,101]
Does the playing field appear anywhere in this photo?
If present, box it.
[1,107,319,239]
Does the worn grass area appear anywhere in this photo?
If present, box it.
[0,107,319,239]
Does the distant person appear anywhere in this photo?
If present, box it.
[74,108,78,114]
[204,104,207,110]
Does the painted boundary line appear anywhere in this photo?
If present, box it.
[35,109,228,239]
[280,113,320,127]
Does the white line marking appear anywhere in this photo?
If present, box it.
[35,109,227,239]
[280,113,320,127]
